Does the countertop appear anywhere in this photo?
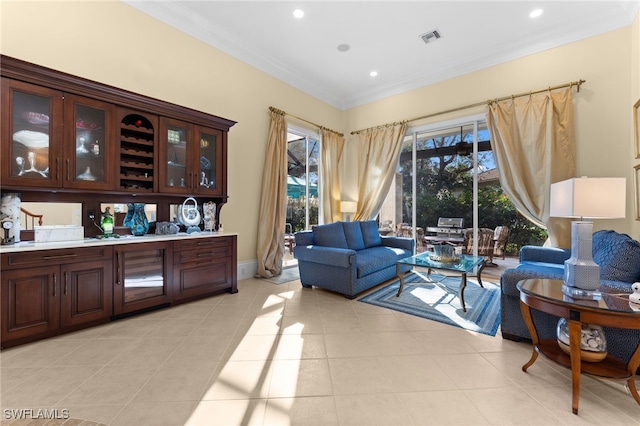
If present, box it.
[0,231,237,253]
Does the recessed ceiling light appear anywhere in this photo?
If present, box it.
[369,71,378,77]
[337,44,350,52]
[529,8,543,18]
[293,9,304,19]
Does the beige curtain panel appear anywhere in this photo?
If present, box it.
[256,109,288,278]
[320,128,346,224]
[486,88,576,248]
[353,122,407,221]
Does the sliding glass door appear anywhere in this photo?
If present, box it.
[382,115,496,256]
[286,126,320,233]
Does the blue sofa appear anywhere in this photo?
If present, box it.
[501,230,640,363]
[293,221,415,298]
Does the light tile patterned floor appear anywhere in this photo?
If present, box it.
[1,275,638,425]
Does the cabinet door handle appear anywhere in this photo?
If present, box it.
[53,273,57,297]
[43,254,77,260]
[56,158,60,180]
[115,252,121,285]
[66,159,70,181]
[64,272,68,295]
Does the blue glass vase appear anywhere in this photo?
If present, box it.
[128,203,149,236]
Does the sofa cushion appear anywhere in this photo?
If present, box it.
[312,222,348,249]
[355,246,408,278]
[342,222,366,250]
[360,221,382,248]
[593,230,640,283]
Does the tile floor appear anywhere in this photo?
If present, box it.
[1,274,639,425]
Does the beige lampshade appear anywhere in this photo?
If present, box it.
[550,177,626,219]
[340,201,357,213]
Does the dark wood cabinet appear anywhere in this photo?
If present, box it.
[159,118,225,196]
[63,94,116,190]
[1,246,113,348]
[173,235,237,302]
[1,78,64,188]
[1,55,239,348]
[113,242,171,316]
[60,259,113,327]
[1,265,60,344]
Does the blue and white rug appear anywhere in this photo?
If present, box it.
[359,272,501,336]
[263,267,300,284]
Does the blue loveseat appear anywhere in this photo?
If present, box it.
[293,221,415,299]
[501,230,640,363]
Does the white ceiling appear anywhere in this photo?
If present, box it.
[124,1,639,110]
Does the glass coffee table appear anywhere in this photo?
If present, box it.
[395,253,485,312]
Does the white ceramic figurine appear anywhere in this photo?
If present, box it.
[630,282,640,305]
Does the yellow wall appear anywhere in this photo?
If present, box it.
[345,23,638,238]
[1,1,638,265]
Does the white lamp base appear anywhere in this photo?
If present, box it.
[563,221,600,292]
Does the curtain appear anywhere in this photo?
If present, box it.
[256,109,288,278]
[486,88,575,248]
[353,122,407,221]
[320,128,346,223]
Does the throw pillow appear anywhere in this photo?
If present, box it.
[313,222,348,249]
[593,230,640,283]
[342,221,366,250]
[360,221,382,248]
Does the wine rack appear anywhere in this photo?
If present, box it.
[119,114,155,192]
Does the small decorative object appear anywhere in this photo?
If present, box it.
[76,166,96,181]
[0,192,21,243]
[203,201,216,231]
[179,197,201,227]
[155,221,179,235]
[556,317,607,362]
[123,203,135,228]
[128,203,149,236]
[101,207,114,237]
[630,282,640,305]
[218,223,223,233]
[428,243,461,263]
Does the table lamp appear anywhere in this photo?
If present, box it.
[340,201,357,222]
[549,177,626,296]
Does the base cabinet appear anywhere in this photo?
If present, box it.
[1,266,60,344]
[1,247,113,348]
[1,235,236,348]
[173,235,237,302]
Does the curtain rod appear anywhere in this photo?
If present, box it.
[350,79,585,135]
[269,106,344,137]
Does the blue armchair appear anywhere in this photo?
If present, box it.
[501,230,640,363]
[293,221,415,299]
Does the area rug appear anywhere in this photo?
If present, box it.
[263,267,300,284]
[359,272,501,336]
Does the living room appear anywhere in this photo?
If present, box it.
[1,1,639,425]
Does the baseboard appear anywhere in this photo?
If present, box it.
[238,259,258,280]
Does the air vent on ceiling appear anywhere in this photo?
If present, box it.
[420,29,442,44]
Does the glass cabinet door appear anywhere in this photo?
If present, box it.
[159,117,192,193]
[64,94,115,189]
[1,78,63,188]
[195,125,224,196]
[114,242,170,315]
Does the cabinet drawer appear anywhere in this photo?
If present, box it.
[173,236,231,252]
[1,246,113,270]
[173,245,231,264]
